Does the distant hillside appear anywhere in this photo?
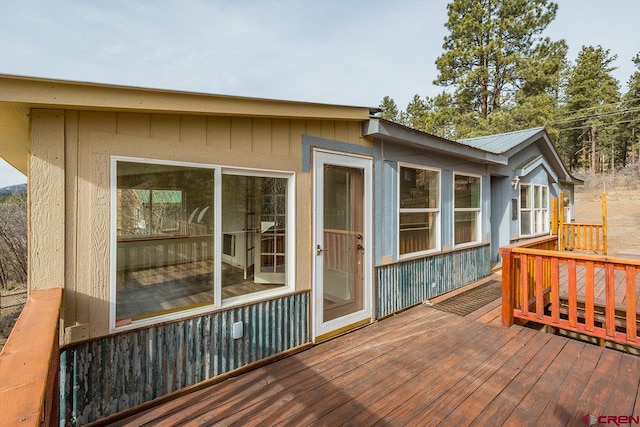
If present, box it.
[0,184,27,197]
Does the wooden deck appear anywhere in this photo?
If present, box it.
[109,302,640,426]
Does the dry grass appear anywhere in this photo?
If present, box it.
[575,171,640,255]
[0,284,26,350]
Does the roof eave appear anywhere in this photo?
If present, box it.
[0,103,30,174]
[363,119,508,165]
[0,74,372,121]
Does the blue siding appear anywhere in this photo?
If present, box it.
[59,292,309,425]
[376,245,490,318]
[373,140,492,265]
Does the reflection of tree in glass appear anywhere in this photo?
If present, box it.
[117,162,214,238]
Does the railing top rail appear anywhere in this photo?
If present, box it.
[510,247,640,266]
[0,288,62,426]
[501,235,557,250]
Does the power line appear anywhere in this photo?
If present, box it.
[557,118,640,132]
[554,97,640,118]
[553,106,640,125]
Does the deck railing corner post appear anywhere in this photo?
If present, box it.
[500,246,515,327]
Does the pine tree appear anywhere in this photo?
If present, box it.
[618,53,640,166]
[379,96,401,123]
[434,0,561,123]
[558,46,620,171]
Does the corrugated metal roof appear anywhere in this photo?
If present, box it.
[457,127,545,154]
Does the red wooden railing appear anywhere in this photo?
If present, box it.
[501,237,640,347]
[0,288,62,426]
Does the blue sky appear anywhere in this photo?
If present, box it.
[1,0,638,187]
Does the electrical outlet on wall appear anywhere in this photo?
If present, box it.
[232,321,244,339]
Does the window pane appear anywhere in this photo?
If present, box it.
[543,209,549,232]
[116,162,215,322]
[454,175,480,209]
[521,211,532,235]
[399,212,437,254]
[222,175,288,299]
[400,167,439,209]
[541,187,548,208]
[520,185,531,209]
[534,186,541,208]
[454,211,477,245]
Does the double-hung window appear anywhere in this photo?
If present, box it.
[520,183,549,236]
[398,165,440,258]
[453,173,481,246]
[112,157,294,329]
[520,184,532,236]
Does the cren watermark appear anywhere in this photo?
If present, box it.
[582,414,640,426]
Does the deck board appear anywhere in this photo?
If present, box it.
[571,350,623,424]
[439,329,553,426]
[111,305,640,426]
[602,352,640,416]
[502,338,587,425]
[534,339,603,425]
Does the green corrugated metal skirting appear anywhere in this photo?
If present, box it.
[59,292,309,425]
[376,245,491,318]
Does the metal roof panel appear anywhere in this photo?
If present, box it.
[457,127,545,154]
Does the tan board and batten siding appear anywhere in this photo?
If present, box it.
[1,75,372,344]
[33,109,370,343]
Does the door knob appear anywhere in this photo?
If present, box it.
[316,244,327,255]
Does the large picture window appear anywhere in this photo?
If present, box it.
[112,158,293,328]
[454,173,481,246]
[398,165,440,257]
[520,183,549,237]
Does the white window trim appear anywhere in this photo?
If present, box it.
[519,183,549,238]
[519,183,533,237]
[453,172,482,248]
[397,162,441,259]
[109,156,296,333]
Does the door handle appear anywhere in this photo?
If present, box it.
[356,244,364,251]
[316,244,327,255]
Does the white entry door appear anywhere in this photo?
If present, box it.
[313,150,373,341]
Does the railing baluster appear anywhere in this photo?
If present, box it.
[521,254,529,316]
[568,259,577,328]
[585,261,595,332]
[535,256,544,320]
[605,263,616,337]
[625,265,638,344]
[551,257,560,324]
[626,265,637,343]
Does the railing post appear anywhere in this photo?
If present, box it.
[558,191,565,251]
[551,197,558,235]
[500,246,515,327]
[602,191,607,255]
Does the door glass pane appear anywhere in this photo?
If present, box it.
[323,165,364,322]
